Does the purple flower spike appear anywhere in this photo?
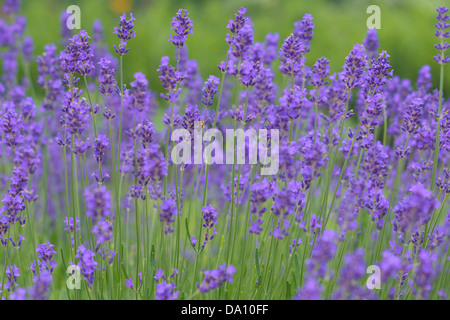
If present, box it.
[202,205,218,229]
[197,264,236,293]
[169,9,193,48]
[113,13,136,56]
[201,75,220,107]
[158,56,184,103]
[93,134,109,164]
[155,281,179,300]
[98,58,118,96]
[84,185,112,223]
[159,198,177,235]
[74,245,98,288]
[342,43,367,90]
[60,30,95,76]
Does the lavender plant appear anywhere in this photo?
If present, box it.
[0,2,449,301]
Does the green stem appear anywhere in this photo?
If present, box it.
[431,62,444,190]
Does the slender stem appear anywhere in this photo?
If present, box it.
[431,62,444,191]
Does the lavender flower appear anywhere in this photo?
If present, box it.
[400,98,423,135]
[30,241,57,275]
[74,245,98,288]
[293,13,314,53]
[393,183,440,235]
[169,9,193,48]
[92,218,113,250]
[201,75,220,107]
[136,119,155,149]
[98,58,118,96]
[5,265,20,291]
[28,271,53,300]
[279,33,303,76]
[202,205,218,228]
[84,185,112,223]
[125,72,150,113]
[159,197,177,234]
[311,57,330,88]
[64,216,80,247]
[93,134,108,164]
[2,0,20,15]
[342,43,367,90]
[248,218,263,235]
[363,29,380,61]
[434,7,450,65]
[198,264,236,293]
[155,281,179,300]
[113,13,136,56]
[158,56,184,103]
[60,30,94,76]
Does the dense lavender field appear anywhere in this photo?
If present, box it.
[0,0,449,301]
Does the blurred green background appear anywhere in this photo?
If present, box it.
[16,0,450,96]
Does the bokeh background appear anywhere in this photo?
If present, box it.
[12,0,450,101]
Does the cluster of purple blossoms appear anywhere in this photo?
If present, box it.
[198,205,218,249]
[136,119,155,149]
[1,104,23,148]
[159,197,177,234]
[239,59,261,87]
[60,30,94,77]
[226,8,248,40]
[401,98,424,135]
[311,57,330,88]
[201,75,220,107]
[360,93,385,138]
[64,216,81,247]
[155,281,179,300]
[294,13,314,53]
[26,271,53,300]
[278,14,314,77]
[84,184,113,248]
[363,29,380,61]
[98,58,118,97]
[226,8,252,59]
[279,33,303,76]
[182,104,201,143]
[408,250,439,299]
[125,72,150,113]
[332,249,376,300]
[270,181,303,239]
[436,168,450,193]
[74,245,98,288]
[133,144,168,196]
[169,9,193,48]
[2,0,20,14]
[93,134,108,164]
[434,7,450,65]
[113,13,136,56]
[342,43,367,90]
[1,190,26,227]
[10,271,53,300]
[197,264,236,293]
[294,231,338,299]
[30,242,57,275]
[158,56,184,103]
[393,183,440,235]
[91,218,113,250]
[60,88,90,136]
[84,185,112,223]
[0,2,449,302]
[202,205,218,228]
[36,44,64,111]
[1,265,20,294]
[364,51,393,96]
